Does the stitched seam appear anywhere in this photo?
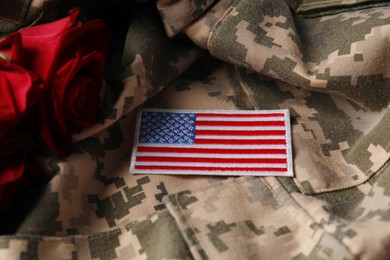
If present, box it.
[207,0,240,51]
[297,0,387,13]
[260,177,356,257]
[294,156,390,194]
[300,0,343,8]
[174,193,210,259]
[260,178,319,239]
[170,177,315,257]
[166,177,248,258]
[299,0,373,8]
[234,66,260,110]
[0,228,121,241]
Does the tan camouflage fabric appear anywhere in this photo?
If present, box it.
[1,0,390,259]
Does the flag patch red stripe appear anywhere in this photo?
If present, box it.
[136,156,287,164]
[197,113,285,118]
[196,120,285,127]
[196,129,286,136]
[194,139,286,145]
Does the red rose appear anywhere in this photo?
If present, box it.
[0,8,109,210]
[0,34,44,189]
[18,9,110,156]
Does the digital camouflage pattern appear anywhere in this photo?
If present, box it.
[0,0,389,259]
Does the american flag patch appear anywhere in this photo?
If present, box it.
[130,108,293,176]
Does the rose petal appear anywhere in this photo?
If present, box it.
[38,51,93,156]
[0,62,43,128]
[64,51,104,126]
[0,33,24,65]
[19,8,81,81]
[25,9,111,156]
[0,154,25,186]
[0,163,40,213]
[65,75,99,129]
[49,52,84,132]
[39,102,73,157]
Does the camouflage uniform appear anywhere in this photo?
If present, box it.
[1,0,390,259]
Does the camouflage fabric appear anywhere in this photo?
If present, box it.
[1,0,390,259]
[0,0,56,35]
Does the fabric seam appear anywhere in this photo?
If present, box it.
[234,66,260,110]
[164,177,248,258]
[207,0,239,51]
[173,193,211,260]
[299,0,375,8]
[300,0,349,8]
[294,156,390,194]
[260,178,322,238]
[166,176,348,258]
[260,177,356,257]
